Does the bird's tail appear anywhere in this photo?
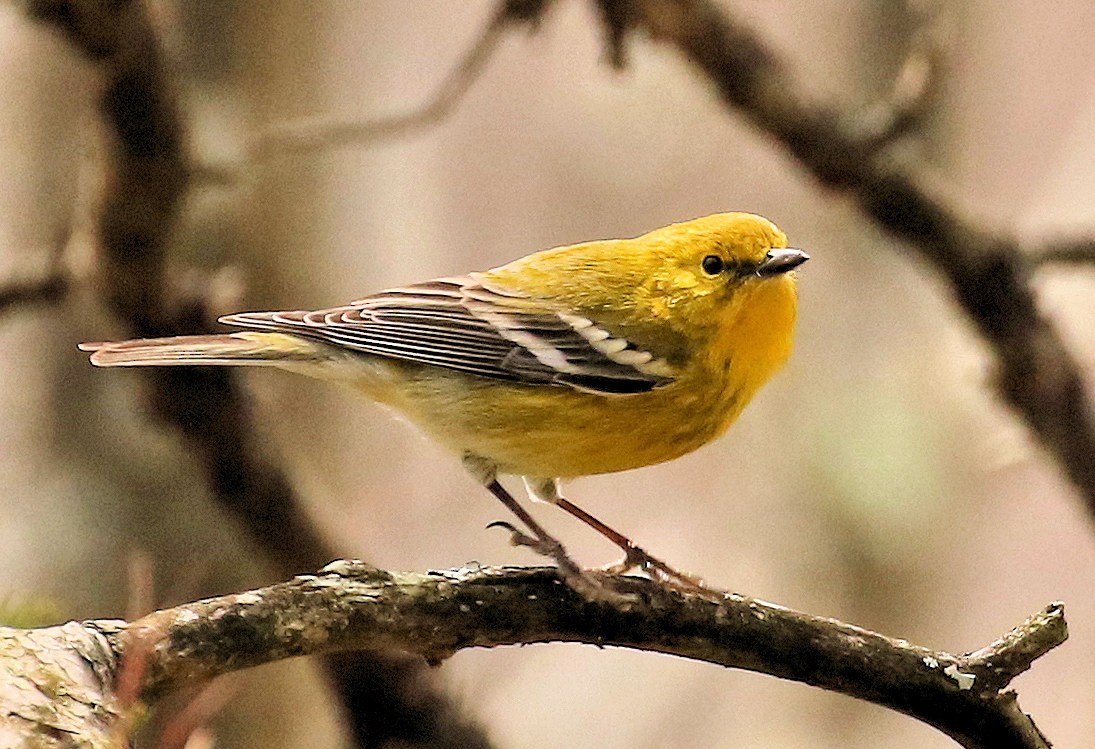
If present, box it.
[79,332,326,368]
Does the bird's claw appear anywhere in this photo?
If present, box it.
[599,547,647,575]
[601,544,706,590]
[485,520,541,550]
[486,520,582,578]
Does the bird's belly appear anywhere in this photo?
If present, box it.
[355,364,742,479]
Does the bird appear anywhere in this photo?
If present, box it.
[81,212,807,589]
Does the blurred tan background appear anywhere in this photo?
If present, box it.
[2,1,1094,747]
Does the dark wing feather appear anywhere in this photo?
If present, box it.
[220,276,675,394]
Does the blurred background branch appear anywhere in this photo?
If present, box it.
[0,266,67,318]
[243,2,516,164]
[1028,237,1095,267]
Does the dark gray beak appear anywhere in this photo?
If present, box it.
[756,248,809,277]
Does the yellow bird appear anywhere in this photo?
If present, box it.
[82,213,806,587]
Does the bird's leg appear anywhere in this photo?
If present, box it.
[483,481,584,581]
[463,455,583,582]
[525,478,706,589]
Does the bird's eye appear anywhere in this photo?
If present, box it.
[701,254,726,276]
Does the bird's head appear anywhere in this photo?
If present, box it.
[637,212,806,329]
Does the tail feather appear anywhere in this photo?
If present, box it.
[79,332,322,368]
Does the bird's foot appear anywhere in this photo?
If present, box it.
[487,521,635,604]
[600,543,707,590]
[487,520,582,579]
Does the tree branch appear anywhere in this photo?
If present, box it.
[587,0,1095,518]
[0,564,1066,749]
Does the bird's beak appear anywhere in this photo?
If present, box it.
[756,248,809,277]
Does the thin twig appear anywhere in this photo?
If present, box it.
[240,2,521,168]
[192,1,544,185]
[963,602,1067,691]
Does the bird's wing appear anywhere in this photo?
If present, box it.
[219,276,675,395]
